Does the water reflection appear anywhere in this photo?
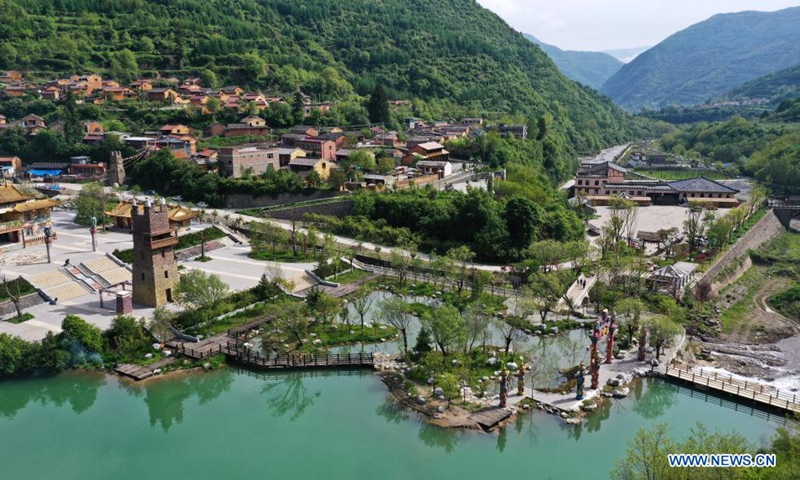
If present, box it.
[418,421,460,453]
[261,372,322,421]
[634,378,677,419]
[376,398,410,425]
[121,370,235,432]
[0,372,106,419]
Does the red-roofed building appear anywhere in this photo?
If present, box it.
[296,138,336,161]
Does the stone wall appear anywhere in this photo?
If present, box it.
[703,210,786,284]
[0,292,46,317]
[266,199,354,222]
[225,191,347,209]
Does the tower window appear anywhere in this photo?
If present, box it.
[141,273,145,281]
[164,271,169,279]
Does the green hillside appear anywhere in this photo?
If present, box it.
[601,7,800,111]
[725,62,800,104]
[0,0,631,154]
[523,34,623,90]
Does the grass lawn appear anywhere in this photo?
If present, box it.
[249,249,315,263]
[0,278,37,302]
[328,269,370,284]
[4,312,35,324]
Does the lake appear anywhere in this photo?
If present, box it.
[0,369,784,480]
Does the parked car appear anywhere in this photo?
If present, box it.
[144,189,156,195]
[197,202,208,208]
[172,196,183,202]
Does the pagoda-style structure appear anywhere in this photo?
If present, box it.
[132,198,179,307]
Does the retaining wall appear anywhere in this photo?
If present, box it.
[0,292,46,317]
[703,210,786,284]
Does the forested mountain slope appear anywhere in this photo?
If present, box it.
[724,62,800,105]
[601,7,800,111]
[0,0,631,154]
[523,34,623,90]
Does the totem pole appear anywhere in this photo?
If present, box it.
[589,329,601,389]
[499,369,509,408]
[90,216,97,252]
[516,363,526,396]
[605,315,617,364]
[44,226,52,264]
[575,362,586,400]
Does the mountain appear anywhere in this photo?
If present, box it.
[601,7,800,111]
[523,34,623,89]
[724,62,800,105]
[0,0,630,154]
[602,46,651,63]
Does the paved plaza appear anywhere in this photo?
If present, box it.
[0,209,317,341]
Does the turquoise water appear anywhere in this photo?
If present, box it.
[0,370,783,480]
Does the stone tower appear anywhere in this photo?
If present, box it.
[132,198,180,307]
[107,150,125,186]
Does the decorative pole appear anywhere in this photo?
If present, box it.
[90,216,97,252]
[589,329,601,389]
[516,363,526,396]
[638,324,647,361]
[499,369,509,407]
[44,225,52,264]
[575,362,586,400]
[605,315,617,364]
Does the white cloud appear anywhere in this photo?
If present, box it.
[476,0,800,50]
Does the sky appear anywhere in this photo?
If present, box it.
[476,0,800,51]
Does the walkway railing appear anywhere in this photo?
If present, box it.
[665,364,800,413]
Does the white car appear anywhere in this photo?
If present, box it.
[197,202,209,208]
[172,196,183,202]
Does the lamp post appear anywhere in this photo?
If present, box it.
[44,226,52,264]
[90,216,97,252]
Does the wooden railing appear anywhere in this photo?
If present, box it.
[224,342,374,369]
[666,364,800,412]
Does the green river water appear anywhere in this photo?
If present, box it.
[0,369,785,480]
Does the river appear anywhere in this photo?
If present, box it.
[0,370,784,480]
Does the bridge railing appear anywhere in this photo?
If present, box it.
[666,364,799,408]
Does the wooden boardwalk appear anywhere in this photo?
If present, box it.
[467,407,514,430]
[665,364,800,414]
[115,357,177,381]
[224,344,374,370]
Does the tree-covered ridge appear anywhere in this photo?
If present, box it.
[523,34,623,90]
[724,62,800,105]
[659,116,800,193]
[601,7,800,111]
[0,0,631,154]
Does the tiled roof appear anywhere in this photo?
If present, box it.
[667,177,739,194]
[0,185,34,204]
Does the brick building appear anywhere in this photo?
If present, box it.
[131,199,180,307]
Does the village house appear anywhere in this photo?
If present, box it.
[415,160,453,179]
[205,116,272,138]
[4,85,29,98]
[362,173,396,189]
[106,201,197,231]
[158,137,196,159]
[41,86,61,101]
[146,88,179,103]
[291,125,319,137]
[67,156,106,178]
[0,115,7,130]
[296,138,337,161]
[221,86,245,97]
[25,162,69,178]
[403,142,450,166]
[0,156,22,175]
[281,132,309,147]
[84,121,104,135]
[21,114,46,135]
[218,146,281,178]
[123,136,159,150]
[495,124,528,140]
[288,157,334,180]
[131,79,154,92]
[101,86,137,101]
[0,71,23,83]
[461,117,483,126]
[0,184,59,247]
[159,124,191,137]
[316,131,348,149]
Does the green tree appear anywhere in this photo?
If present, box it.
[647,315,682,360]
[422,305,465,356]
[108,49,140,84]
[61,315,103,354]
[200,69,219,89]
[106,315,150,360]
[367,84,390,124]
[377,297,413,356]
[446,246,476,297]
[175,270,230,312]
[610,423,676,480]
[274,302,310,345]
[352,293,375,330]
[73,183,116,229]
